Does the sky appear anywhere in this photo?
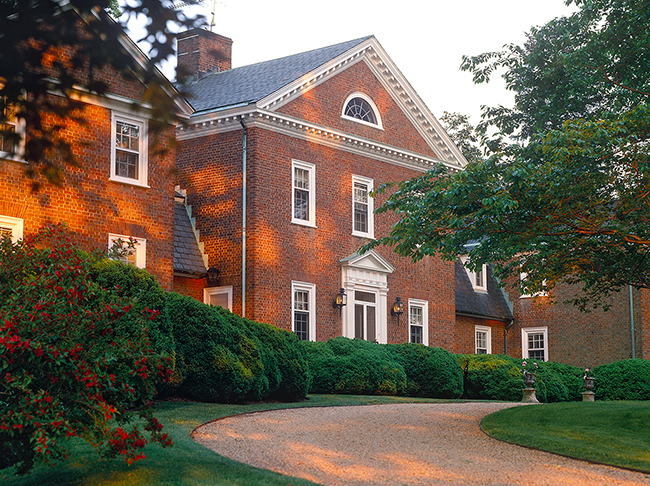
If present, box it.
[129,0,577,124]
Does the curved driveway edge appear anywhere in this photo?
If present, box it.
[193,402,650,486]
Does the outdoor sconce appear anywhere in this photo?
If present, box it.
[391,296,404,325]
[206,267,220,286]
[332,287,347,316]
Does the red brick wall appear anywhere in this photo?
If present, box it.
[177,29,233,75]
[455,316,508,355]
[175,129,245,313]
[173,275,207,301]
[0,99,176,290]
[508,284,638,367]
[176,124,456,346]
[277,60,437,158]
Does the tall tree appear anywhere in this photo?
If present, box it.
[364,0,650,309]
[439,111,484,164]
[0,1,206,186]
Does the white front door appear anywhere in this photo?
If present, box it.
[354,290,377,341]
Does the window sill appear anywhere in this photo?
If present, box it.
[341,115,384,130]
[0,154,27,164]
[109,176,150,189]
[352,231,374,239]
[291,219,317,228]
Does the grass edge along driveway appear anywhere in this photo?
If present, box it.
[3,397,649,485]
[481,401,650,473]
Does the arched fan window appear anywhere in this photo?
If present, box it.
[342,93,382,128]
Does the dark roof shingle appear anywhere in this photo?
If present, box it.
[179,36,372,114]
[174,202,207,276]
[455,261,513,321]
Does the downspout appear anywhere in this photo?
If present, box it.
[240,119,247,318]
[504,319,515,356]
[630,285,636,359]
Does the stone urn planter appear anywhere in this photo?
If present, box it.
[522,369,539,403]
[582,370,595,401]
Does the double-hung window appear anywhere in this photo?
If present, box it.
[108,234,146,269]
[291,160,315,226]
[352,175,373,238]
[475,325,492,354]
[522,327,548,361]
[110,112,148,187]
[292,281,316,341]
[408,299,428,345]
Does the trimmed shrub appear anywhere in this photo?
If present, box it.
[302,338,407,396]
[456,354,584,402]
[165,293,268,403]
[593,359,650,401]
[457,354,524,401]
[217,307,311,402]
[386,344,463,398]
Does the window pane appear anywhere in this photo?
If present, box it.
[355,304,364,339]
[1,123,15,152]
[209,293,229,309]
[116,150,139,179]
[294,188,309,220]
[294,168,309,190]
[294,310,309,340]
[345,98,377,124]
[0,226,12,239]
[410,325,422,344]
[353,182,369,233]
[410,306,423,327]
[355,291,375,303]
[366,306,376,342]
[476,267,484,288]
[116,121,139,150]
[294,290,309,311]
[527,332,545,360]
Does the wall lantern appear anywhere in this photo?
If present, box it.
[206,267,220,286]
[391,296,404,325]
[332,287,347,316]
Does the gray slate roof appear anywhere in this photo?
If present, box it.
[174,201,207,277]
[179,36,372,114]
[455,261,513,321]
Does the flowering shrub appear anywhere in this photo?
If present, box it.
[522,360,539,373]
[0,225,172,474]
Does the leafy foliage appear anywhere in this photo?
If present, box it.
[365,0,650,308]
[164,293,310,403]
[593,359,650,400]
[456,354,583,402]
[0,0,205,187]
[439,111,484,164]
[0,226,172,474]
[301,338,463,398]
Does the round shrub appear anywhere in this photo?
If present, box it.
[217,308,311,402]
[165,292,268,403]
[457,354,524,401]
[386,344,463,398]
[301,338,407,396]
[536,361,583,402]
[593,359,650,400]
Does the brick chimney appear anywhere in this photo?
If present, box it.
[176,29,233,78]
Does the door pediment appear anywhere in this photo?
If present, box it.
[340,250,394,274]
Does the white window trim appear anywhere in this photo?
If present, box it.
[475,325,492,354]
[341,92,383,130]
[0,116,26,163]
[109,111,149,188]
[108,233,146,269]
[521,326,549,362]
[408,298,429,346]
[204,285,233,312]
[291,281,316,341]
[291,159,316,227]
[351,174,374,239]
[0,215,24,242]
[461,256,487,292]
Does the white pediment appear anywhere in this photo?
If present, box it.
[340,250,395,274]
[258,36,467,169]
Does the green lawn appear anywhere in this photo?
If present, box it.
[0,395,445,486]
[481,401,650,472]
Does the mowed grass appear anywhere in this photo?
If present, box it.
[481,401,650,472]
[0,394,446,486]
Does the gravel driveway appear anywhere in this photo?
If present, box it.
[193,402,650,486]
